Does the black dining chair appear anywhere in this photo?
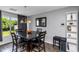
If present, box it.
[11,32,26,52]
[11,32,18,52]
[36,28,42,32]
[32,31,46,52]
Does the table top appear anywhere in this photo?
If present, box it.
[17,31,39,41]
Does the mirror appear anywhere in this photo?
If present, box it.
[36,17,47,27]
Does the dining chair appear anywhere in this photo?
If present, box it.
[36,28,42,32]
[11,32,18,52]
[32,31,46,52]
[11,32,26,52]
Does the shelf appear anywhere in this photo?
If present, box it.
[67,25,77,27]
[67,31,77,33]
[67,37,77,39]
[66,12,78,52]
[67,20,77,22]
[68,42,77,45]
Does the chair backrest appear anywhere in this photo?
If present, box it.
[11,32,17,45]
[38,31,46,42]
[37,28,42,32]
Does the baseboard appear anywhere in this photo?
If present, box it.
[0,42,12,46]
[45,41,53,45]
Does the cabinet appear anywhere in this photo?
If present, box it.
[66,11,79,52]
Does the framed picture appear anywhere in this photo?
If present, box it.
[36,17,47,27]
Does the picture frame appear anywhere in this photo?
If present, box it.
[36,17,47,27]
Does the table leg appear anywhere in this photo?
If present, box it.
[26,43,30,52]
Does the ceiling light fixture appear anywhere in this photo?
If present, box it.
[24,6,27,8]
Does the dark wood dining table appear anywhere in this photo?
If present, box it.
[17,31,39,52]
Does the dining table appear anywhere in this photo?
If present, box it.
[17,31,39,52]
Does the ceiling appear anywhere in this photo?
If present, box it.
[0,6,67,16]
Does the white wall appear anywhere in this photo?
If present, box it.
[30,6,79,44]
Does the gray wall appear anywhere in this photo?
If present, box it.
[31,6,79,44]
